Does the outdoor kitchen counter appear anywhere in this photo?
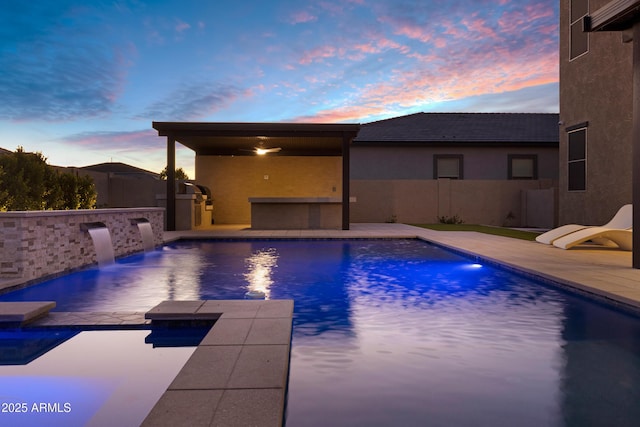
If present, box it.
[248,197,342,229]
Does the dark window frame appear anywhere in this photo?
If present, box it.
[433,154,464,180]
[570,0,589,60]
[508,154,538,180]
[567,127,587,192]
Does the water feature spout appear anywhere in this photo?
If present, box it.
[130,218,155,252]
[80,222,115,267]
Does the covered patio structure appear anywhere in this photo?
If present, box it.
[153,122,360,231]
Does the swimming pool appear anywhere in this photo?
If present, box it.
[0,329,202,427]
[3,239,640,426]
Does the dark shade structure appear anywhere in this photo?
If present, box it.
[152,122,360,231]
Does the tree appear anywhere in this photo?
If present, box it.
[0,147,49,210]
[0,147,97,211]
[160,166,189,180]
[76,173,97,209]
[54,171,96,209]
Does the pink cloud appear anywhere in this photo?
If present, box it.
[175,20,191,33]
[461,17,498,40]
[292,42,559,123]
[298,45,339,65]
[393,22,432,43]
[289,11,317,25]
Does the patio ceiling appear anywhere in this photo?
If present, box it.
[152,122,361,156]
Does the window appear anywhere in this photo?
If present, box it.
[568,128,587,191]
[570,0,588,59]
[508,155,538,180]
[434,155,463,179]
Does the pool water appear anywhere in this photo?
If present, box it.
[0,329,199,427]
[3,239,640,426]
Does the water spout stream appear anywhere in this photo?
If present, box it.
[131,218,155,252]
[81,222,115,267]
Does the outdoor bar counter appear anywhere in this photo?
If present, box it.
[249,197,342,229]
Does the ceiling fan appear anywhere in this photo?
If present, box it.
[239,146,282,155]
[254,146,281,155]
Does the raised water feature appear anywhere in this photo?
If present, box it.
[130,217,155,252]
[0,208,163,285]
[81,222,115,267]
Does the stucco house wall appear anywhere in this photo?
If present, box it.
[351,146,559,180]
[195,156,342,224]
[559,0,633,225]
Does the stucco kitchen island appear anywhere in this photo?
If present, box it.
[249,197,343,230]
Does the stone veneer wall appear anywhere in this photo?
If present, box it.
[0,208,164,281]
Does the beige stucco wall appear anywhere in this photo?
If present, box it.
[195,156,342,224]
[559,0,633,225]
[351,179,556,226]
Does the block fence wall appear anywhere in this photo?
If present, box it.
[0,208,164,282]
[350,179,556,228]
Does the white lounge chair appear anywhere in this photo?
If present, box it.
[535,204,632,245]
[552,227,633,250]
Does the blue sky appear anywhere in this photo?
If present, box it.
[0,0,559,177]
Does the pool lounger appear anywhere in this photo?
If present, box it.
[552,227,633,251]
[535,204,632,245]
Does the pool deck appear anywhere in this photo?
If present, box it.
[2,222,640,426]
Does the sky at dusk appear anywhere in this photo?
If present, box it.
[0,0,559,177]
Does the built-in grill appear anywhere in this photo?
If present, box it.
[176,182,214,226]
[195,184,213,211]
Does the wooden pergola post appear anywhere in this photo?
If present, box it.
[342,132,351,230]
[166,136,176,231]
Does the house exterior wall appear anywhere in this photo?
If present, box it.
[350,145,558,226]
[195,156,342,224]
[559,0,633,225]
[351,146,558,180]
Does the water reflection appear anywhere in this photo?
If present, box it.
[6,239,640,426]
[244,247,278,299]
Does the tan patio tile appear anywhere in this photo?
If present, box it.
[227,344,289,389]
[141,389,223,427]
[211,389,283,427]
[169,345,242,390]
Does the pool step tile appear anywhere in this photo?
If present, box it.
[199,300,262,319]
[141,389,223,427]
[245,318,293,345]
[145,300,210,321]
[211,389,284,427]
[0,301,56,326]
[227,344,290,389]
[169,345,242,390]
[256,300,294,318]
[200,318,253,345]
